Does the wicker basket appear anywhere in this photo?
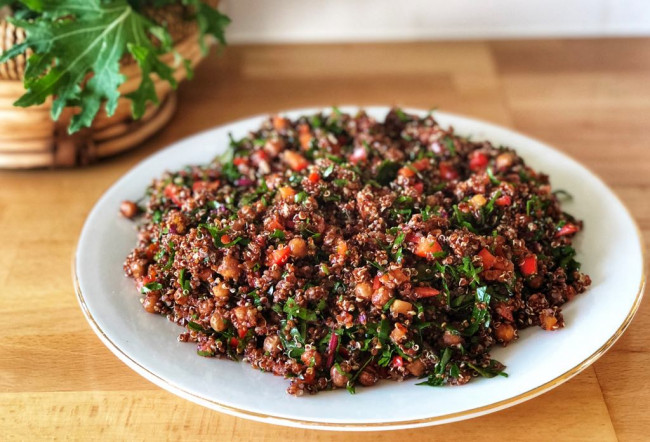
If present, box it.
[0,3,217,168]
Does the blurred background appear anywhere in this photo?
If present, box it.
[223,0,650,43]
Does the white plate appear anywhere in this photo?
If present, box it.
[74,107,645,431]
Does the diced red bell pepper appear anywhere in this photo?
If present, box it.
[412,158,431,171]
[398,166,416,178]
[337,240,348,258]
[299,132,313,150]
[308,172,320,183]
[251,150,268,166]
[556,223,579,237]
[495,195,512,207]
[272,116,289,131]
[192,181,207,192]
[164,184,182,207]
[230,337,239,347]
[414,287,441,298]
[495,302,514,322]
[278,186,296,200]
[373,275,382,290]
[391,356,404,368]
[519,255,538,276]
[237,327,248,339]
[478,248,497,270]
[233,157,247,166]
[469,151,489,171]
[283,151,309,171]
[270,246,291,266]
[144,243,159,260]
[266,217,284,231]
[406,232,419,243]
[415,235,443,259]
[439,161,459,180]
[413,182,424,194]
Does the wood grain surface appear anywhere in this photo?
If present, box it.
[1,38,648,441]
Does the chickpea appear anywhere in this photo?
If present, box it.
[173,289,188,306]
[330,365,348,388]
[210,312,228,332]
[539,311,559,331]
[218,255,241,280]
[272,116,289,131]
[264,138,285,158]
[233,306,258,327]
[263,335,283,355]
[358,369,378,387]
[496,152,514,171]
[197,299,215,318]
[167,211,187,234]
[354,282,373,301]
[300,349,323,367]
[494,323,516,343]
[142,294,158,313]
[305,286,326,302]
[120,200,139,219]
[442,330,463,346]
[390,299,413,315]
[371,287,393,308]
[129,259,146,278]
[390,323,408,343]
[406,359,426,377]
[470,194,487,209]
[288,237,308,258]
[211,282,230,300]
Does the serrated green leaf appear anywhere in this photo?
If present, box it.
[0,0,229,133]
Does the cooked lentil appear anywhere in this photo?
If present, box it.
[123,108,591,395]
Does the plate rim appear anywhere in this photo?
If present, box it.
[73,106,647,431]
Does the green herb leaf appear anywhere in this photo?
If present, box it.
[417,347,453,387]
[197,350,215,357]
[421,205,432,221]
[294,191,309,204]
[323,164,335,178]
[395,108,409,122]
[1,0,230,133]
[376,160,400,185]
[178,268,191,292]
[187,321,205,332]
[283,297,318,322]
[270,229,286,240]
[467,360,508,378]
[442,136,456,156]
[199,223,249,248]
[487,167,501,185]
[463,286,491,336]
[140,281,162,294]
[553,189,574,201]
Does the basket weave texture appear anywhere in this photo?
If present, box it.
[0,3,215,168]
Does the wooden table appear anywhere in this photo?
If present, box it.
[2,39,649,441]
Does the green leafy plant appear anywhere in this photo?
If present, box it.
[0,0,230,133]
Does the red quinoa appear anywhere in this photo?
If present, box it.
[123,108,591,395]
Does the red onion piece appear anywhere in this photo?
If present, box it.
[326,332,338,368]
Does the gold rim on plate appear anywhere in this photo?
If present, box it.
[73,262,646,429]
